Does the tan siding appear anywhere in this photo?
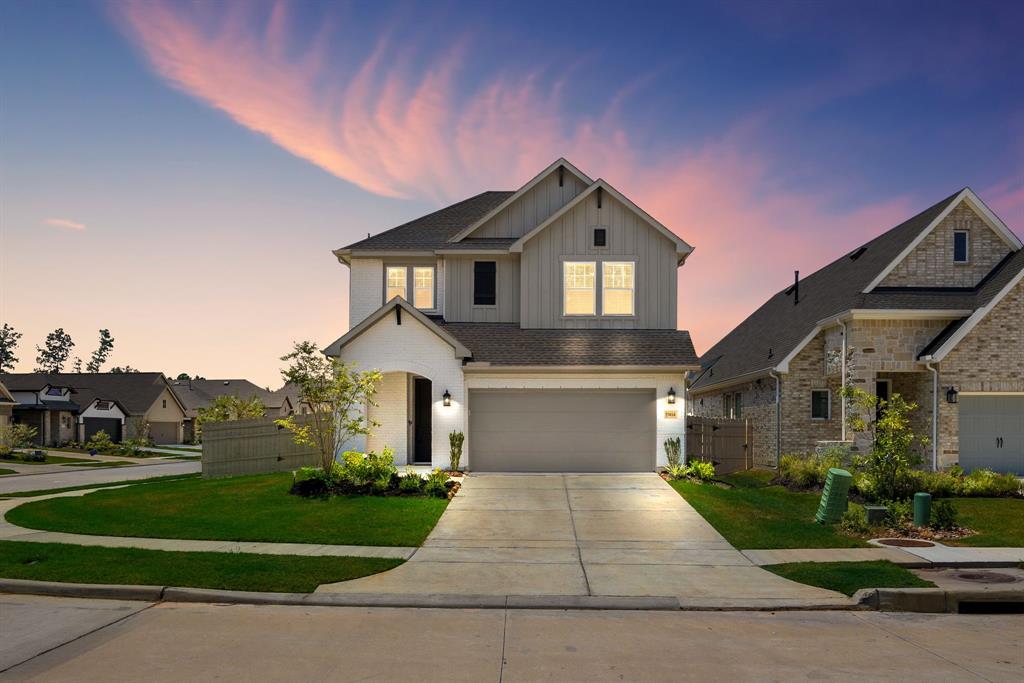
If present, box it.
[520,192,678,329]
[470,171,587,238]
[444,255,520,323]
[143,387,185,422]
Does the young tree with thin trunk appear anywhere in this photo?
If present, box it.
[275,341,381,476]
[0,323,22,372]
[35,328,74,373]
[86,329,115,373]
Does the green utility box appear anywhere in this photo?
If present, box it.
[914,492,932,527]
[815,468,853,524]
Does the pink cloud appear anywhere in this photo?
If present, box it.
[44,218,86,231]
[109,1,926,353]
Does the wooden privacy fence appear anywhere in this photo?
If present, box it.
[202,414,317,478]
[686,417,751,474]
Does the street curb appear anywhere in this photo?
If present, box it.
[869,587,1024,613]
[0,578,165,602]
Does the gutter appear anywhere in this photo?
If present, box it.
[840,319,848,442]
[922,357,939,471]
[769,370,781,467]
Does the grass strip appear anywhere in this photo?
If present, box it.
[0,540,401,593]
[764,560,935,596]
[1,473,201,498]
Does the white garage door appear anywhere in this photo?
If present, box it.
[468,389,655,472]
[959,395,1024,474]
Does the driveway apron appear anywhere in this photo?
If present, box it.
[317,473,840,601]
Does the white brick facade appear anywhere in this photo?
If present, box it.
[348,258,383,326]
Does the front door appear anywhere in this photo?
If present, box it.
[412,377,432,464]
[875,379,891,404]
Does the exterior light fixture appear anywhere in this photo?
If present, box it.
[667,387,676,404]
[946,386,958,404]
[443,389,451,407]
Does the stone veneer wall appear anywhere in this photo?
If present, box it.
[880,204,1011,288]
[936,280,1024,468]
[779,331,843,455]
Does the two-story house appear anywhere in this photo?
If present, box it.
[690,188,1024,474]
[326,159,699,471]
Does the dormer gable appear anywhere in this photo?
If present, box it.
[865,188,1021,291]
[447,158,592,242]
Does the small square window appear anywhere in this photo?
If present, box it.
[953,231,969,263]
[593,228,607,248]
[811,390,830,420]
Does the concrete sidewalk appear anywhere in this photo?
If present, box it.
[317,473,843,604]
[743,545,1024,568]
[0,490,413,560]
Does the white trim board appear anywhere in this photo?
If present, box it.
[446,158,593,243]
[324,297,471,359]
[863,188,1022,293]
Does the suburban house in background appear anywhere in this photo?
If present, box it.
[170,378,292,442]
[272,382,312,416]
[326,158,699,472]
[1,373,188,445]
[0,380,15,431]
[690,188,1023,475]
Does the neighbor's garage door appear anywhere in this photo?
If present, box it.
[468,389,655,472]
[83,418,122,443]
[959,395,1024,475]
[148,421,180,444]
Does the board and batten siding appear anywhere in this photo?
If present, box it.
[520,192,678,329]
[444,255,520,323]
[470,170,587,239]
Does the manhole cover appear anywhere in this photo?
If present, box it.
[952,571,1019,584]
[876,538,936,548]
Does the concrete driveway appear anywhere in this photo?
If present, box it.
[318,473,840,603]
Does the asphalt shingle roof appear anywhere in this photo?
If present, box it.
[169,379,283,418]
[340,191,515,251]
[437,323,699,367]
[690,190,1024,391]
[1,373,173,416]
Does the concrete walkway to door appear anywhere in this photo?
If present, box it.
[317,473,842,605]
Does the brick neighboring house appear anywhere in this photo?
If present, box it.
[1,373,188,445]
[690,188,1023,474]
[169,378,292,442]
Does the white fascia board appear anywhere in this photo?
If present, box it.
[434,249,512,255]
[775,325,824,374]
[840,309,974,322]
[324,298,471,359]
[447,158,594,243]
[929,266,1024,361]
[863,189,1022,294]
[510,179,693,255]
[688,367,775,395]
[462,364,698,374]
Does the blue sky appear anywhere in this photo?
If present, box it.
[2,0,1021,384]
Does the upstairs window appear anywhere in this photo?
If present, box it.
[413,267,434,309]
[953,231,969,263]
[602,262,635,316]
[473,261,497,306]
[45,387,63,396]
[563,262,596,315]
[386,267,407,301]
[593,228,607,248]
[811,390,831,420]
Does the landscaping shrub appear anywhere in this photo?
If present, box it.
[664,437,682,468]
[449,431,464,471]
[0,423,38,450]
[664,462,688,480]
[958,468,1020,497]
[930,499,959,531]
[424,468,451,498]
[688,460,716,481]
[398,471,423,493]
[914,469,959,498]
[341,449,398,487]
[779,450,842,489]
[840,504,870,535]
[884,499,912,527]
[85,430,117,455]
[0,444,11,459]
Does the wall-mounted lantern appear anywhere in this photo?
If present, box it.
[443,389,452,407]
[667,387,676,405]
[946,386,958,404]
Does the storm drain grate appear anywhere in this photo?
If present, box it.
[950,571,1019,584]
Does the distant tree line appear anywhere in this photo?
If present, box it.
[0,323,119,374]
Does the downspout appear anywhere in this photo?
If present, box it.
[840,320,848,442]
[769,370,781,467]
[924,359,939,471]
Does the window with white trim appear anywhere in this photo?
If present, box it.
[953,230,969,263]
[386,267,407,301]
[811,390,831,420]
[413,267,434,309]
[602,261,635,316]
[563,262,596,315]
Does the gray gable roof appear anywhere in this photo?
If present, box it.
[438,323,699,367]
[1,372,177,416]
[169,378,282,418]
[691,190,1023,392]
[339,191,514,252]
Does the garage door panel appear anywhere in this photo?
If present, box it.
[469,389,655,472]
[959,396,1024,475]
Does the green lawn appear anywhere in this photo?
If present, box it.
[1,454,97,466]
[0,540,401,593]
[1,473,201,498]
[7,472,448,547]
[145,445,201,453]
[669,470,868,549]
[765,561,935,596]
[0,468,15,476]
[59,460,134,468]
[950,497,1024,547]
